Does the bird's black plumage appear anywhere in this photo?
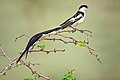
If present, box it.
[60,11,84,29]
[16,27,61,63]
[16,4,88,63]
[79,4,88,9]
[16,33,43,63]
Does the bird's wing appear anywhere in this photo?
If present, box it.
[60,18,75,29]
[60,11,84,29]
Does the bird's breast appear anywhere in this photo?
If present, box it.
[71,17,84,27]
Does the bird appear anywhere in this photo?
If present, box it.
[16,4,88,63]
[60,4,88,29]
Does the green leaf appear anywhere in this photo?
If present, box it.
[71,74,76,80]
[62,68,77,80]
[67,73,72,78]
[24,77,31,80]
[76,40,85,47]
[33,74,39,80]
[37,44,46,50]
[64,73,72,79]
[64,73,68,77]
[17,62,22,65]
[72,77,76,80]
[17,51,22,54]
[62,77,66,80]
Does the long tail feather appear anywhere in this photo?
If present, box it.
[16,27,62,63]
[16,33,43,63]
[16,50,26,63]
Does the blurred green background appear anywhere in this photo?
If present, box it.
[0,0,120,80]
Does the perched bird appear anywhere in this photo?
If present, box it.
[16,4,88,63]
[60,4,88,29]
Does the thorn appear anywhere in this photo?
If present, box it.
[54,48,56,53]
[47,52,49,54]
[3,72,6,76]
[64,42,67,44]
[63,49,65,52]
[96,55,98,57]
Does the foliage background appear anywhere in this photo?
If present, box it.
[0,0,120,80]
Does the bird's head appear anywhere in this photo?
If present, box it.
[79,4,88,11]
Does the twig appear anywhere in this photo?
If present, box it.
[56,28,92,37]
[15,34,30,42]
[62,28,91,33]
[45,38,68,44]
[56,33,79,44]
[0,58,16,77]
[45,38,76,44]
[0,27,101,79]
[29,49,65,54]
[21,61,50,80]
[0,47,12,62]
[0,46,51,80]
[45,34,101,63]
[14,28,100,63]
[84,45,101,63]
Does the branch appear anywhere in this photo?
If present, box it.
[84,45,101,63]
[15,28,101,63]
[43,30,101,63]
[0,27,101,80]
[29,49,65,54]
[20,61,50,80]
[45,37,101,63]
[15,34,30,42]
[0,47,50,80]
[57,27,92,34]
[0,47,12,62]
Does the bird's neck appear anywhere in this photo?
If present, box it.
[79,9,85,13]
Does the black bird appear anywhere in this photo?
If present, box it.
[16,4,88,63]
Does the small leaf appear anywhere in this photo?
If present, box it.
[37,44,46,50]
[33,74,39,80]
[76,40,85,47]
[24,77,31,80]
[17,62,22,65]
[71,74,76,80]
[62,68,77,80]
[65,73,71,78]
[68,73,72,78]
[41,36,46,41]
[72,77,76,80]
[17,51,22,54]
[64,73,68,77]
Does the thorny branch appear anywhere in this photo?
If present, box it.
[15,28,101,63]
[46,28,100,63]
[18,61,50,80]
[0,47,12,62]
[29,49,65,54]
[0,47,51,80]
[0,28,101,80]
[15,34,29,42]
